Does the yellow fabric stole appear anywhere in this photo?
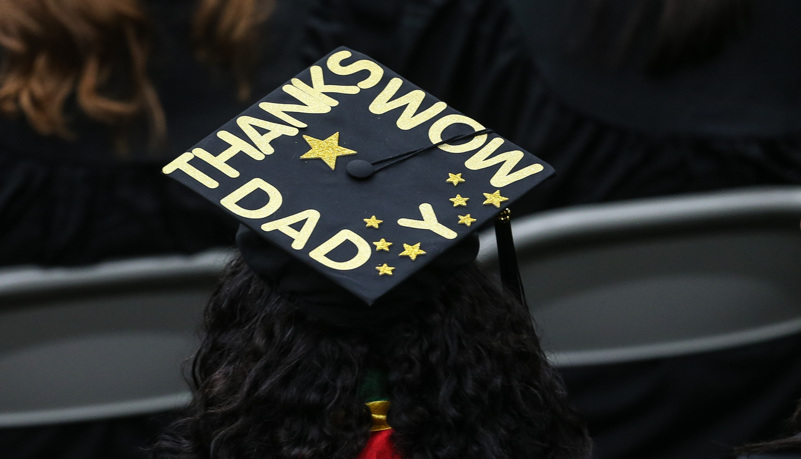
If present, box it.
[366,400,392,432]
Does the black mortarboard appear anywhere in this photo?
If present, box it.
[163,47,553,326]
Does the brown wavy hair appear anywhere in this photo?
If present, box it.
[0,0,274,145]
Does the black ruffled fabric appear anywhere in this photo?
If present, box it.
[508,0,801,214]
[0,150,237,266]
[562,332,801,459]
[511,77,801,215]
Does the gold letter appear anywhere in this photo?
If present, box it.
[308,65,360,95]
[308,229,371,271]
[259,82,337,128]
[261,209,321,250]
[288,78,339,107]
[162,152,219,189]
[369,78,448,130]
[281,66,360,112]
[465,137,544,187]
[190,131,266,178]
[326,50,384,89]
[236,116,299,155]
[220,178,283,219]
[428,114,487,153]
[397,203,457,239]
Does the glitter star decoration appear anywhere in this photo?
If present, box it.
[364,215,383,228]
[449,194,469,207]
[482,190,509,208]
[376,264,395,276]
[457,214,477,227]
[300,132,356,170]
[445,172,466,186]
[399,243,426,261]
[373,238,393,251]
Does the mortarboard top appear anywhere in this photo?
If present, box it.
[163,47,553,318]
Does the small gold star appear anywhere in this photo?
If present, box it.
[399,243,426,261]
[449,194,469,207]
[446,172,466,186]
[482,190,509,208]
[300,132,356,170]
[376,264,395,276]
[373,238,393,251]
[457,214,477,227]
[364,215,383,228]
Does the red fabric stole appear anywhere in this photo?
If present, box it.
[357,429,401,459]
[357,400,401,458]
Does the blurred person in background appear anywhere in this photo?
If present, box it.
[507,0,801,215]
[0,0,247,266]
[503,1,801,458]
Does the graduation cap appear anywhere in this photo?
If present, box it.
[163,47,553,326]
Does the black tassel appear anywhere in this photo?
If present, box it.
[494,208,529,311]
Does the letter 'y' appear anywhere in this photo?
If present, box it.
[397,203,457,239]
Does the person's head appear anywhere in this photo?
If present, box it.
[0,0,274,145]
[153,254,592,458]
[156,46,589,457]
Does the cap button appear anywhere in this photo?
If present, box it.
[346,159,375,179]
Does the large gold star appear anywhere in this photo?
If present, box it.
[376,264,395,276]
[449,194,469,207]
[300,132,356,170]
[457,214,477,227]
[364,215,383,228]
[446,172,465,186]
[482,190,509,208]
[399,243,426,261]
[373,238,393,251]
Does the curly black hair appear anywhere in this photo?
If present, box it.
[151,255,592,458]
[732,400,801,458]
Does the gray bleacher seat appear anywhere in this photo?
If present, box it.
[0,250,232,427]
[479,186,801,367]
